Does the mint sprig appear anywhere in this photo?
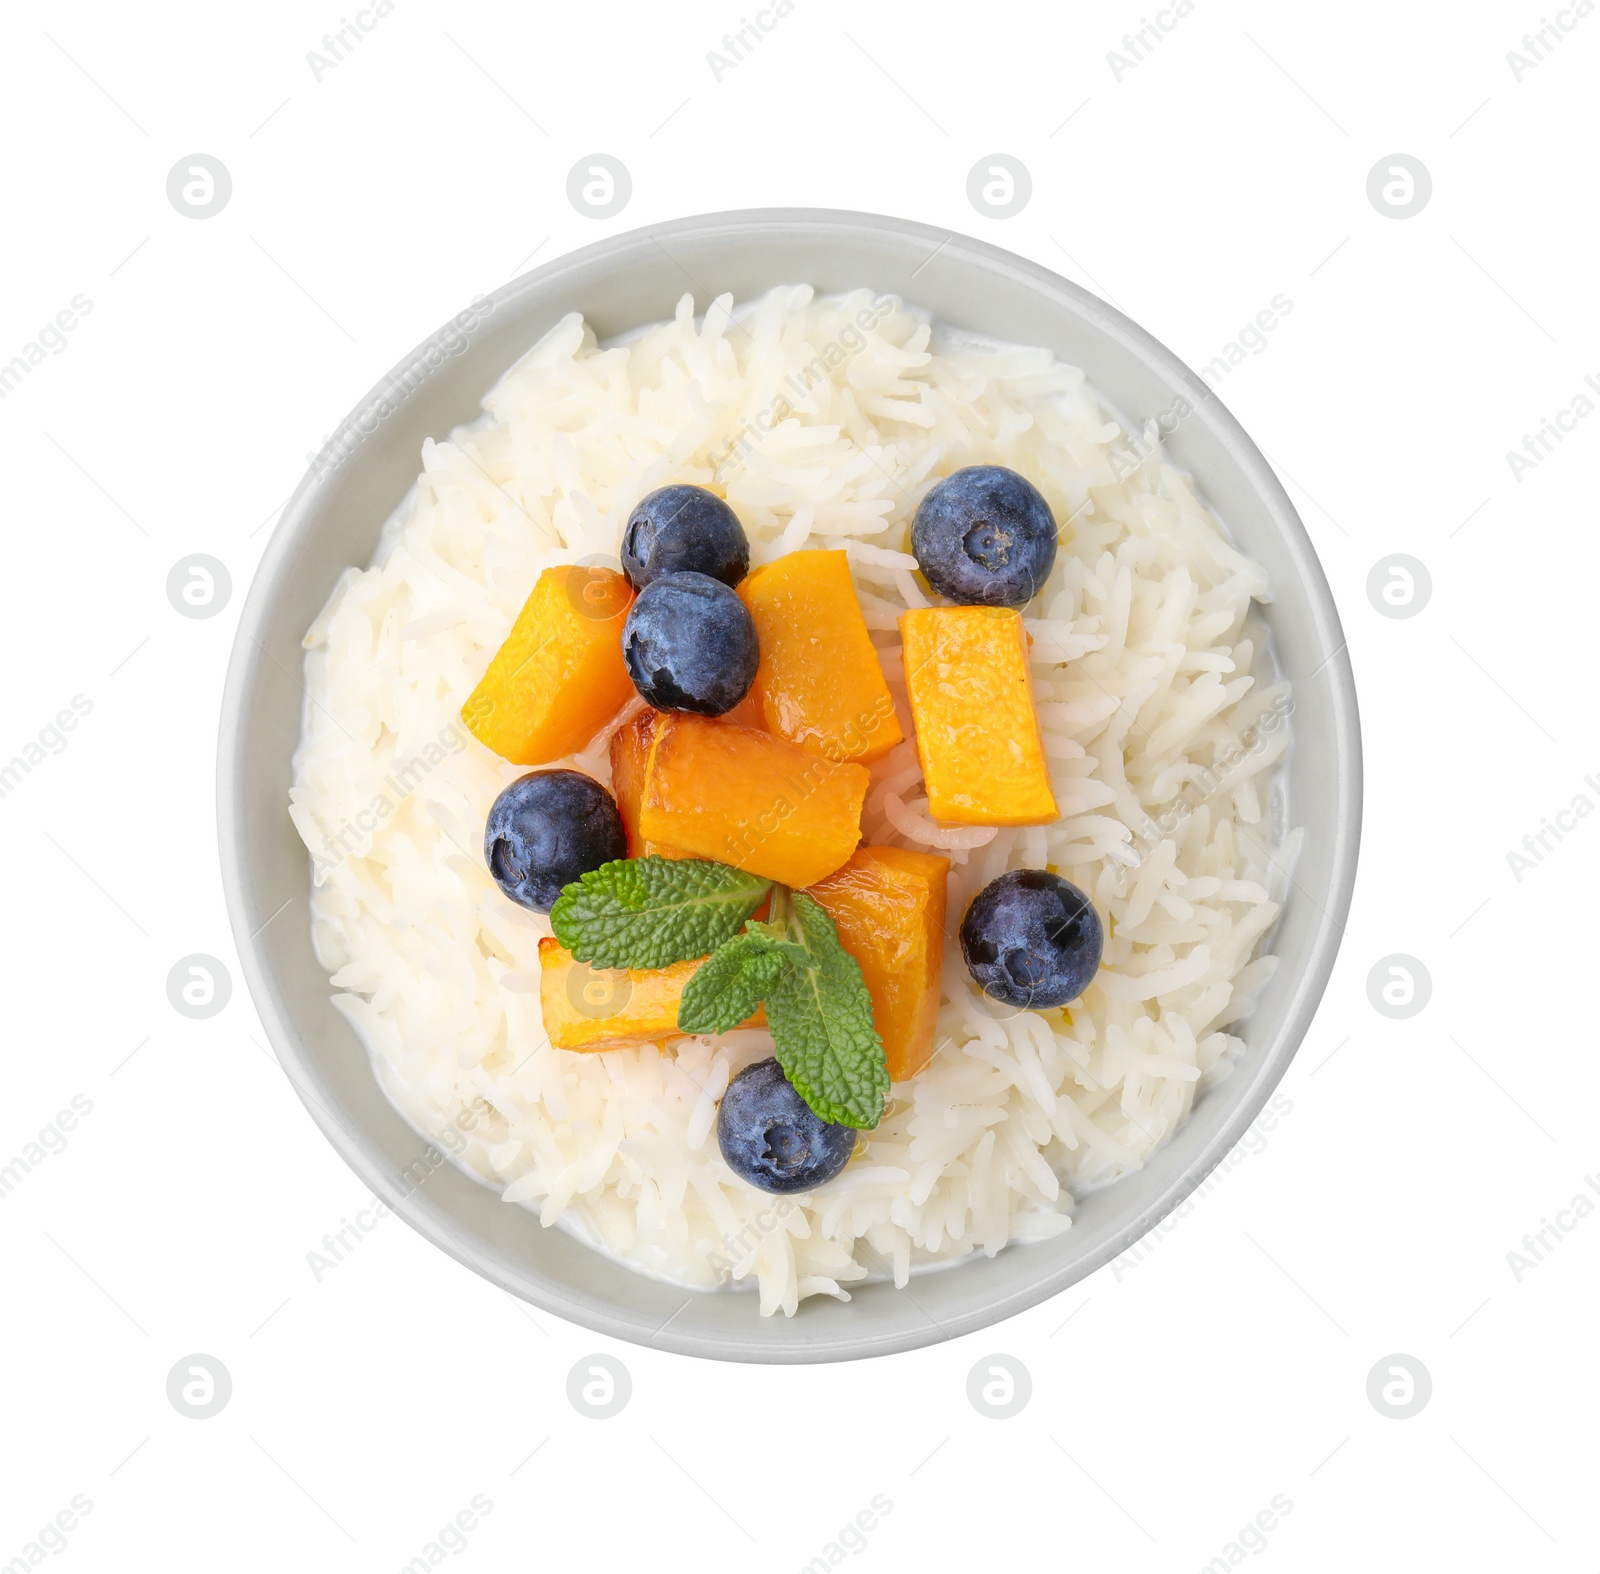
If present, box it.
[760,891,889,1130]
[550,855,771,971]
[677,933,786,1035]
[547,857,889,1130]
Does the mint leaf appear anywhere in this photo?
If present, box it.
[762,892,889,1130]
[550,857,771,970]
[677,934,786,1035]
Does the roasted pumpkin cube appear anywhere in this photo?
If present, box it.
[607,707,692,860]
[537,937,763,1052]
[637,713,868,888]
[807,845,949,1081]
[737,550,904,763]
[899,606,1058,826]
[462,565,634,765]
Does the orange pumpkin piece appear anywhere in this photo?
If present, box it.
[537,937,763,1053]
[608,707,657,858]
[461,565,634,765]
[899,606,1058,827]
[807,846,949,1082]
[637,713,869,888]
[737,550,904,763]
[607,707,693,860]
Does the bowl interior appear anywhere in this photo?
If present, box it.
[219,209,1359,1362]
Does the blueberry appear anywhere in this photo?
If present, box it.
[621,571,759,716]
[910,465,1058,607]
[960,869,1103,1008]
[622,485,749,590]
[484,769,626,913]
[717,1059,856,1193]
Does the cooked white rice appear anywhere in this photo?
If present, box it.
[289,286,1294,1316]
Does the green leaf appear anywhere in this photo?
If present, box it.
[762,892,889,1130]
[550,857,771,970]
[677,934,787,1035]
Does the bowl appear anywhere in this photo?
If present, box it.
[218,208,1361,1363]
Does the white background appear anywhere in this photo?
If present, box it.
[2,0,1596,1568]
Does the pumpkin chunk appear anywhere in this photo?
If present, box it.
[898,606,1058,826]
[537,937,762,1053]
[607,707,692,860]
[462,565,634,765]
[637,713,868,888]
[737,549,904,763]
[807,845,950,1082]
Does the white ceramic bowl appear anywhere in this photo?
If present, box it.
[218,208,1361,1362]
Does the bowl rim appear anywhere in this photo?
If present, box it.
[218,205,1361,1362]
